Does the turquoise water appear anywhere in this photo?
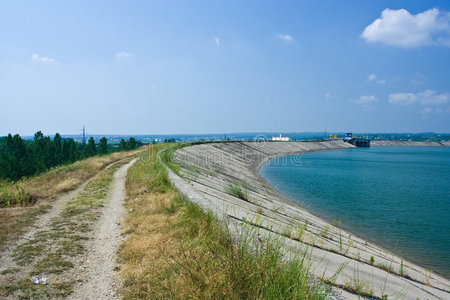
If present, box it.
[259,146,450,277]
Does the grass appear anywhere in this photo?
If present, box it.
[225,182,249,201]
[159,142,189,174]
[0,157,134,299]
[119,144,331,299]
[0,149,140,250]
[342,277,374,297]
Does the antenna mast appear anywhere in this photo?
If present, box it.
[82,126,86,144]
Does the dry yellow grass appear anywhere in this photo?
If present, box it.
[118,145,324,300]
[14,149,142,200]
[0,149,143,249]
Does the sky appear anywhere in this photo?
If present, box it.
[1,0,449,136]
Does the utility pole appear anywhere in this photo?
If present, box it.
[82,126,86,144]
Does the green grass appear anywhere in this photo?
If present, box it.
[159,142,189,174]
[119,145,333,299]
[225,182,249,201]
[343,277,374,297]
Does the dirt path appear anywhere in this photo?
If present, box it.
[0,157,138,299]
[0,159,124,277]
[0,180,91,278]
[67,158,137,299]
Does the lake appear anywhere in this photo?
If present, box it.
[259,146,450,277]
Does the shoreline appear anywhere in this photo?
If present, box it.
[371,140,450,147]
[170,141,450,299]
[257,152,449,279]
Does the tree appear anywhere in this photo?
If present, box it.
[127,137,137,150]
[61,139,69,163]
[119,139,128,151]
[98,137,108,155]
[84,137,97,157]
[53,133,62,165]
[33,131,47,173]
[68,139,78,162]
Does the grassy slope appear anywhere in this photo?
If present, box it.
[0,149,141,249]
[119,144,328,299]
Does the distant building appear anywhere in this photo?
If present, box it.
[344,132,353,142]
[343,132,370,147]
[272,134,290,141]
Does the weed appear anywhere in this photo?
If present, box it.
[225,182,248,201]
[377,263,393,273]
[425,269,432,286]
[320,226,329,238]
[400,257,404,276]
[344,235,352,255]
[343,276,374,296]
[297,225,306,240]
[370,255,375,265]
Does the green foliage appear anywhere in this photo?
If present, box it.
[98,137,108,155]
[119,137,142,151]
[225,182,248,201]
[0,131,141,184]
[159,143,186,174]
[164,138,176,143]
[119,139,127,151]
[0,183,33,207]
[0,132,85,181]
[84,137,97,157]
[400,257,404,276]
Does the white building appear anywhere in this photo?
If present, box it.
[272,134,290,141]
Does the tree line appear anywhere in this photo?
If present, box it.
[0,132,141,181]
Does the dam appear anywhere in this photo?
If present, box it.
[164,141,450,299]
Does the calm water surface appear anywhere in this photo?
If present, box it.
[259,146,450,277]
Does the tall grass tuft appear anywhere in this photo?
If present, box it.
[225,182,248,201]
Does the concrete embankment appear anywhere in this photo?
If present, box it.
[372,140,450,146]
[167,141,450,299]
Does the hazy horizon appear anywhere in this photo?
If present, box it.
[11,131,450,138]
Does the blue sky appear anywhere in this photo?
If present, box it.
[1,0,449,135]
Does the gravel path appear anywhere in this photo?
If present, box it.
[0,180,91,278]
[68,158,137,299]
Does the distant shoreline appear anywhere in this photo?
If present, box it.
[371,140,450,147]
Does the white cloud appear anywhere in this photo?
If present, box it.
[367,74,377,81]
[352,95,379,110]
[31,54,57,64]
[277,34,294,42]
[367,74,386,84]
[325,92,332,98]
[419,107,433,114]
[389,90,450,106]
[355,95,379,104]
[361,8,450,47]
[214,37,220,46]
[115,51,134,59]
[388,92,417,105]
[419,90,450,105]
